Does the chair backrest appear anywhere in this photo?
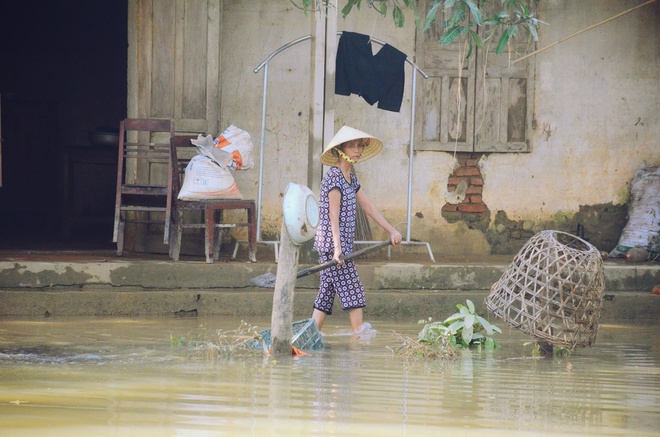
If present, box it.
[117,118,175,187]
[113,118,176,247]
[170,135,199,198]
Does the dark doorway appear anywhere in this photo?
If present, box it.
[0,0,127,250]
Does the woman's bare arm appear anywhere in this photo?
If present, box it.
[357,189,402,245]
[328,188,344,263]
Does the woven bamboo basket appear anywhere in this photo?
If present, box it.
[485,230,605,349]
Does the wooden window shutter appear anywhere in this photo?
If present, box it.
[415,4,534,153]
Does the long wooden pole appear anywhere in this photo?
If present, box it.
[269,222,299,355]
[513,0,657,64]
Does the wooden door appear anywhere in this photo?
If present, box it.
[126,0,221,253]
[128,0,221,134]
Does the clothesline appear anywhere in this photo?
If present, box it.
[254,32,428,79]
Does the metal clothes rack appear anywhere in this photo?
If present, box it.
[247,33,435,263]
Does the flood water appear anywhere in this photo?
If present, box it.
[0,316,658,436]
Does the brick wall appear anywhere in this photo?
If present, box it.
[442,153,490,230]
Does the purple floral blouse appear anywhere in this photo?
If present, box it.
[314,166,360,256]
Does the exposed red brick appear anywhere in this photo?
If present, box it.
[447,176,466,186]
[470,195,483,204]
[442,203,458,212]
[457,203,488,213]
[455,167,481,177]
[465,159,479,167]
[465,186,482,195]
[470,177,484,186]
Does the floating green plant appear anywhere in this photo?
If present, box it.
[421,299,502,350]
[391,299,502,360]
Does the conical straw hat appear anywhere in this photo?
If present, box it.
[320,126,383,166]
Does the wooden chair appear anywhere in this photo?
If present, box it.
[169,135,257,263]
[113,118,175,255]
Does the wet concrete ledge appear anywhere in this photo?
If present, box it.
[0,289,656,320]
[0,258,658,292]
[0,258,658,318]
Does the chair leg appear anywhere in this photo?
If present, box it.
[113,208,120,243]
[116,212,126,256]
[204,207,215,263]
[170,210,184,261]
[212,209,223,261]
[163,208,171,245]
[168,213,177,259]
[247,203,257,262]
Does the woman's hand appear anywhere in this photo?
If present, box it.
[390,229,403,246]
[333,247,344,265]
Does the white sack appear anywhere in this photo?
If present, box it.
[178,155,243,200]
[610,164,660,257]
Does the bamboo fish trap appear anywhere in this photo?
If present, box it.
[485,230,605,349]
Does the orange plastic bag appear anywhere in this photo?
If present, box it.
[215,125,255,170]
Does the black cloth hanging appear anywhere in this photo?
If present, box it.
[335,31,407,112]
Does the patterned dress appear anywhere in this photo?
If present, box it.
[313,166,365,314]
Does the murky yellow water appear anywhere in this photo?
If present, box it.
[0,316,658,436]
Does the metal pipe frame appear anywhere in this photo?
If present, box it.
[250,33,434,263]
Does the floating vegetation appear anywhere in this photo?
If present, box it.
[421,299,502,350]
[388,331,460,361]
[389,300,502,361]
[525,341,572,358]
[171,321,265,360]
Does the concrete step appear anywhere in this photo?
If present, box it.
[0,256,658,292]
[0,253,658,318]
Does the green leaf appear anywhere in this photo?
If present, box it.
[519,3,530,17]
[463,0,483,24]
[458,304,470,315]
[443,313,463,325]
[379,1,387,17]
[525,22,539,41]
[485,337,496,349]
[466,299,475,313]
[340,1,355,18]
[495,11,510,23]
[464,314,475,330]
[462,324,474,344]
[495,26,514,54]
[393,6,405,28]
[423,0,443,31]
[468,29,483,48]
[444,0,459,9]
[447,320,464,334]
[446,6,466,28]
[476,315,494,334]
[419,322,451,343]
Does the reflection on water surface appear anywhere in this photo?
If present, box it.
[0,316,658,436]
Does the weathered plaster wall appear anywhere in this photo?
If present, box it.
[481,0,659,251]
[218,1,659,256]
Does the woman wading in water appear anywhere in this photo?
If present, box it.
[311,126,402,333]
